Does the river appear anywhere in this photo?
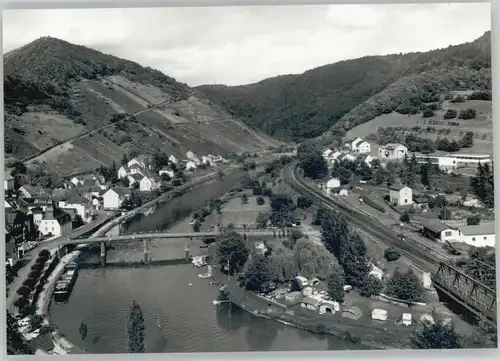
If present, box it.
[49,174,369,353]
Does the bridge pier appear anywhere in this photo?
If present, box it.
[100,242,106,268]
[143,238,150,264]
[185,238,190,261]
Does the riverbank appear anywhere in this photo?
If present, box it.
[210,267,421,350]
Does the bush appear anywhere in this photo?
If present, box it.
[384,248,401,262]
[458,108,477,120]
[15,297,30,309]
[385,269,424,302]
[443,109,457,119]
[466,215,481,225]
[16,286,31,297]
[359,275,384,297]
[23,278,36,288]
[297,196,313,209]
[422,109,435,118]
[256,196,265,205]
[468,90,492,101]
[28,271,40,279]
[31,264,44,272]
[450,95,465,103]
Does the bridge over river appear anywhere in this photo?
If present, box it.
[62,227,314,267]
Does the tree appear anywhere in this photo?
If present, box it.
[300,151,328,179]
[385,268,424,302]
[297,196,313,209]
[121,153,129,166]
[241,194,249,204]
[384,248,401,262]
[256,196,265,205]
[359,275,384,297]
[458,108,477,120]
[216,232,250,275]
[6,311,34,355]
[256,212,269,228]
[244,254,273,291]
[192,220,201,232]
[466,215,481,225]
[422,109,435,118]
[459,131,474,148]
[443,109,457,119]
[294,238,340,280]
[399,212,411,223]
[326,273,345,302]
[411,319,463,349]
[471,163,494,208]
[127,301,145,353]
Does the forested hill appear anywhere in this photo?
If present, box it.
[196,31,491,142]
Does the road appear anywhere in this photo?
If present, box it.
[6,213,116,312]
[281,162,448,274]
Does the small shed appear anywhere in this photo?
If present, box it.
[339,189,349,197]
[402,313,412,326]
[301,296,321,311]
[319,301,340,315]
[341,306,363,320]
[284,291,302,303]
[371,308,388,321]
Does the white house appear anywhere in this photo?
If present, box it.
[168,155,178,164]
[300,296,322,311]
[139,175,160,192]
[70,176,82,187]
[457,222,495,248]
[322,148,334,160]
[117,166,129,179]
[422,221,460,243]
[159,168,174,179]
[379,143,408,161]
[127,173,144,187]
[208,154,223,163]
[340,153,357,163]
[127,155,148,169]
[185,160,197,171]
[57,193,89,222]
[414,154,457,172]
[359,154,374,168]
[389,185,413,206]
[129,163,144,176]
[4,172,15,191]
[325,177,341,191]
[38,204,72,237]
[102,187,131,210]
[186,151,201,165]
[351,138,371,154]
[201,156,213,166]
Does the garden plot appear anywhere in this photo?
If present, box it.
[17,112,85,149]
[218,196,271,227]
[107,75,170,105]
[73,133,126,166]
[83,80,146,113]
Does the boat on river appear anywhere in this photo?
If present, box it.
[53,262,78,304]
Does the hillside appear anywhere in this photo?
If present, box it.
[196,31,491,142]
[4,37,280,176]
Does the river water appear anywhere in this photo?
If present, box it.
[49,175,368,353]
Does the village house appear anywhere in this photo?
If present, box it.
[208,154,223,163]
[186,151,201,165]
[102,187,131,210]
[4,171,15,191]
[139,174,160,192]
[389,185,413,206]
[128,155,149,169]
[18,184,47,199]
[127,173,144,187]
[201,155,213,166]
[422,221,460,242]
[360,154,374,167]
[38,203,72,237]
[129,163,144,176]
[185,160,197,171]
[159,167,175,179]
[117,166,129,179]
[457,222,495,248]
[56,192,90,222]
[322,148,333,160]
[350,138,371,154]
[5,208,37,243]
[30,207,45,228]
[168,155,178,164]
[339,152,357,163]
[325,177,341,192]
[378,143,408,161]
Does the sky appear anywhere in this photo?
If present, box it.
[2,2,491,86]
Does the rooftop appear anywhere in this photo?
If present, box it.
[458,222,496,236]
[424,220,456,234]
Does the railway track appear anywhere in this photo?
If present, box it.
[282,162,449,273]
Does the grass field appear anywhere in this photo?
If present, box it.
[345,98,493,156]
